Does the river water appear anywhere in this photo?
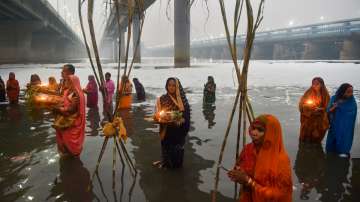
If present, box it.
[0,60,359,202]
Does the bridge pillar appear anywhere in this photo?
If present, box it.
[252,44,273,60]
[340,39,360,60]
[174,0,190,67]
[302,41,340,60]
[133,15,141,63]
[273,43,298,60]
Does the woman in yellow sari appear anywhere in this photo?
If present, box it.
[299,77,330,143]
[228,115,293,202]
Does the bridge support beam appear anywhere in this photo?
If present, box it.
[302,41,340,60]
[252,44,273,60]
[174,0,190,67]
[273,44,298,60]
[340,39,360,60]
[133,15,141,63]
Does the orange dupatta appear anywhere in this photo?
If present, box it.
[240,115,293,202]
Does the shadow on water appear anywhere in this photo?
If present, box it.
[294,142,359,202]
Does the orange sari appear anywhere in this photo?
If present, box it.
[236,115,293,202]
[6,79,20,103]
[118,81,132,109]
[299,89,329,143]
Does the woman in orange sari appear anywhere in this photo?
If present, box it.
[118,75,133,109]
[299,77,330,143]
[54,75,86,157]
[228,114,293,202]
[6,72,20,104]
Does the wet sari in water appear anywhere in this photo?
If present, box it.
[84,76,98,108]
[133,79,146,101]
[0,77,6,102]
[118,80,133,109]
[55,75,86,156]
[299,88,330,143]
[235,115,292,202]
[6,77,20,104]
[155,78,190,168]
[326,95,357,154]
[203,79,216,104]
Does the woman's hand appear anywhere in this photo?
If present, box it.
[227,168,249,184]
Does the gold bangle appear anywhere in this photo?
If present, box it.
[251,180,256,188]
[247,177,253,186]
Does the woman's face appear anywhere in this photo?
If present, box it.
[312,80,321,92]
[64,79,72,90]
[167,80,176,95]
[249,126,265,146]
[344,87,353,98]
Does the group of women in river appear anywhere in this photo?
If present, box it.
[0,64,358,202]
[299,77,357,157]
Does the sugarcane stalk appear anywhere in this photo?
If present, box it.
[112,136,117,189]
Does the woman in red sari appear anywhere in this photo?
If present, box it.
[299,77,330,143]
[228,114,293,202]
[6,72,20,104]
[54,75,86,157]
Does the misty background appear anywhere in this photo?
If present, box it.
[47,0,360,47]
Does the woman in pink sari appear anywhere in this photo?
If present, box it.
[83,75,98,108]
[54,75,86,157]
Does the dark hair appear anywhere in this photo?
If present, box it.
[64,64,75,74]
[165,77,177,92]
[335,83,353,102]
[105,72,111,77]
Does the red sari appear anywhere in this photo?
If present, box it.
[299,89,330,143]
[236,115,293,202]
[56,75,86,156]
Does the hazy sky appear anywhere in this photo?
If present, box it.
[47,0,360,47]
[142,0,360,46]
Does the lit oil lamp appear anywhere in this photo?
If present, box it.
[35,94,48,102]
[305,99,314,106]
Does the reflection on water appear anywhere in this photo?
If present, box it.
[318,154,350,202]
[295,143,326,200]
[47,157,95,201]
[202,104,216,129]
[86,107,100,136]
[295,142,357,202]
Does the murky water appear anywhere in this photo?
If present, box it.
[0,60,359,202]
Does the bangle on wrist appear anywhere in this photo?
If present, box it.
[247,177,256,188]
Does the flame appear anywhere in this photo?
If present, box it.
[39,83,48,87]
[305,99,314,105]
[36,95,48,102]
[159,110,165,117]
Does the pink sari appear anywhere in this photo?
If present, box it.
[56,75,86,156]
[85,76,98,108]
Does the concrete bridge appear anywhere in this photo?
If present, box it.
[101,0,191,67]
[100,0,156,64]
[0,0,85,64]
[146,18,360,60]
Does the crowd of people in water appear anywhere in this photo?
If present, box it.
[0,64,358,202]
